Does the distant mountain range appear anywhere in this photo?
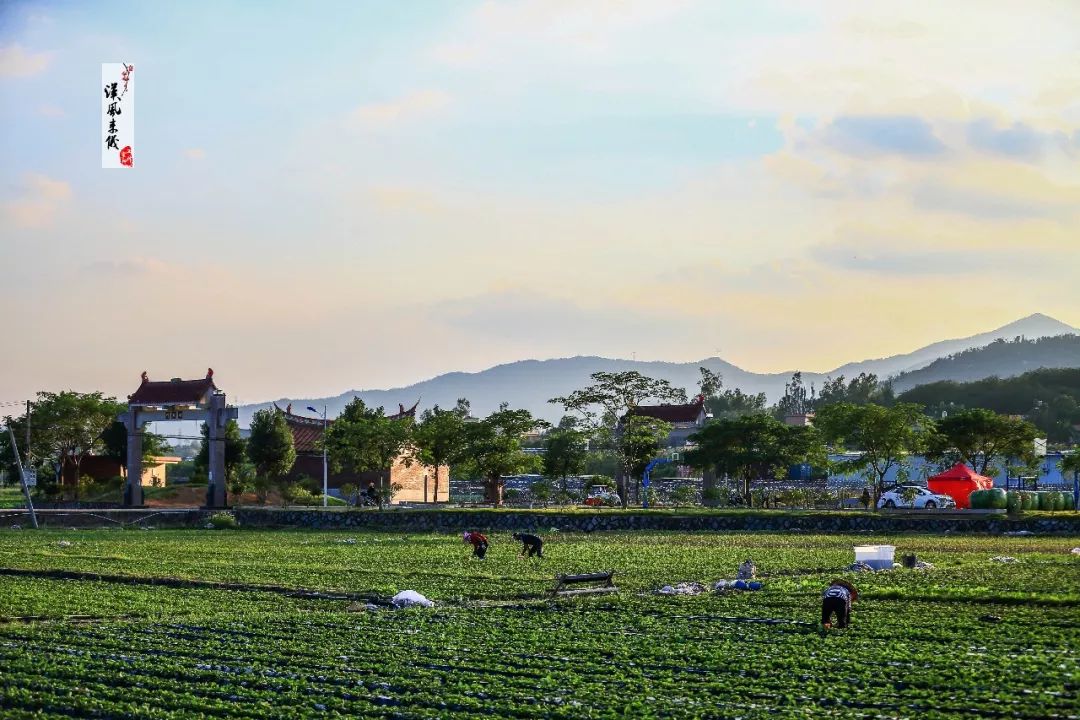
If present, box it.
[890,334,1080,392]
[238,313,1079,425]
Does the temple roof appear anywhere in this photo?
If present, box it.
[627,395,707,424]
[128,370,218,406]
[276,400,419,454]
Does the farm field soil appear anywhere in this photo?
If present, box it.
[0,530,1076,718]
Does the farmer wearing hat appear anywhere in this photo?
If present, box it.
[462,530,489,559]
[821,579,858,629]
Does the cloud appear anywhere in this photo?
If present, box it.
[910,181,1070,221]
[82,257,175,277]
[184,148,206,160]
[4,173,70,228]
[823,116,946,158]
[808,235,1041,276]
[0,43,51,77]
[966,119,1076,162]
[347,90,451,130]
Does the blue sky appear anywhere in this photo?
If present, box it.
[1,0,1078,403]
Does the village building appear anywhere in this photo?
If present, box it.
[61,455,181,487]
[276,403,449,503]
[626,394,709,449]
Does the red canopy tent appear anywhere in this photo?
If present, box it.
[927,463,994,509]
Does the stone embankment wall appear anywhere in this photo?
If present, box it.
[1,508,211,529]
[234,508,1080,535]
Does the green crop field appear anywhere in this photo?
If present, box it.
[0,529,1077,718]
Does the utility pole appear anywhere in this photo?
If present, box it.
[308,405,328,507]
[25,399,31,464]
[322,406,328,508]
[6,424,38,529]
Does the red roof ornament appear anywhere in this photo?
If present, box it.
[206,367,214,379]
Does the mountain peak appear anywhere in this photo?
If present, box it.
[994,313,1077,336]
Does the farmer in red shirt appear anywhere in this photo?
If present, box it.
[462,531,489,559]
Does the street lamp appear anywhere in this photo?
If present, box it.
[307,405,328,508]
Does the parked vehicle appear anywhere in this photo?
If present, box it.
[584,486,620,506]
[877,485,956,510]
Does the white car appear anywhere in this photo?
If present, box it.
[878,485,955,510]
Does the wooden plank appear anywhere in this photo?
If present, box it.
[553,586,619,597]
[561,571,613,583]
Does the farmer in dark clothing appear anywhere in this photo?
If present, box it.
[821,579,858,629]
[463,531,489,559]
[512,532,543,559]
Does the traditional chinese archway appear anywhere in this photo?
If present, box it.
[120,369,237,508]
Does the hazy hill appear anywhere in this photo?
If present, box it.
[238,313,1078,425]
[891,335,1080,393]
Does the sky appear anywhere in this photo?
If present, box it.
[1,0,1078,405]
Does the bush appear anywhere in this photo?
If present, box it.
[1037,492,1055,511]
[207,512,238,530]
[1020,491,1036,511]
[669,484,698,507]
[969,490,990,509]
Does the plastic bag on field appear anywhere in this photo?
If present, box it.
[1071,547,1080,556]
[391,590,434,608]
[656,582,706,596]
[991,556,1019,563]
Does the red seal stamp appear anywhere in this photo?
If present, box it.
[120,145,133,167]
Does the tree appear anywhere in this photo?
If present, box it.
[551,370,685,506]
[618,415,672,506]
[100,422,172,470]
[685,414,826,503]
[926,408,1039,475]
[774,372,815,418]
[193,420,248,488]
[698,367,723,399]
[1061,453,1080,480]
[550,370,687,427]
[530,478,553,505]
[542,416,589,492]
[814,402,930,501]
[706,388,769,420]
[246,409,296,503]
[11,391,126,494]
[324,398,413,508]
[462,405,537,505]
[413,399,471,502]
[817,373,889,408]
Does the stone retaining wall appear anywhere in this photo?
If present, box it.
[234,508,1080,535]
[0,508,211,529]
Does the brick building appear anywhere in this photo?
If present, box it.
[276,403,448,503]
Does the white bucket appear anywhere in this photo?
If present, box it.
[854,545,896,571]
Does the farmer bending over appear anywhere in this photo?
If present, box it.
[512,532,543,559]
[463,531,489,559]
[821,579,858,629]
